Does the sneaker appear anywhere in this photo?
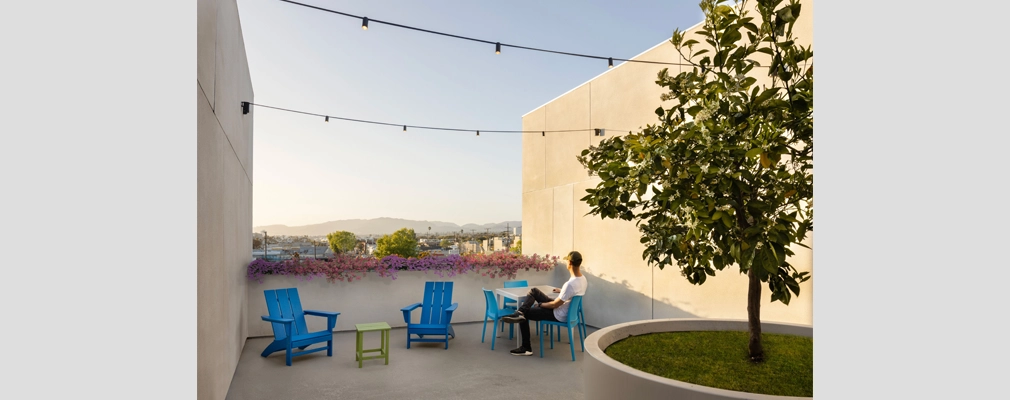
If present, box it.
[510,347,532,356]
[501,311,525,324]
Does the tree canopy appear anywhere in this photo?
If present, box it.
[326,231,358,254]
[374,228,419,258]
[577,0,811,361]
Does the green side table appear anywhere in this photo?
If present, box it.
[355,322,390,368]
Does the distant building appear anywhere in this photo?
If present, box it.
[461,241,483,254]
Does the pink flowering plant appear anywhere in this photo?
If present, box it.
[247,252,559,283]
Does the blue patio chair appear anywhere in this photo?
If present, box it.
[260,288,341,366]
[401,281,458,349]
[547,292,587,345]
[539,295,584,361]
[481,288,516,350]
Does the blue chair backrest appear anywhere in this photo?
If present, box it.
[482,288,499,314]
[502,280,526,305]
[504,280,528,288]
[264,288,309,340]
[420,281,454,325]
[567,295,583,324]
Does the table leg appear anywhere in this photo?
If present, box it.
[356,331,362,368]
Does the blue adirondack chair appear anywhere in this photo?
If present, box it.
[400,281,459,349]
[539,295,584,361]
[260,288,341,366]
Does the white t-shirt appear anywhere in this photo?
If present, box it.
[553,275,588,321]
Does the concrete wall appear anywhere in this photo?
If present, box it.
[198,0,254,399]
[246,270,556,337]
[521,0,814,330]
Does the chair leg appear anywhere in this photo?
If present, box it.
[286,343,293,366]
[327,339,333,357]
[539,327,544,358]
[261,340,286,358]
[482,318,488,343]
[491,319,498,350]
[579,325,585,352]
[567,325,576,361]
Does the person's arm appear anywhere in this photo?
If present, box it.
[538,297,564,309]
[539,284,572,309]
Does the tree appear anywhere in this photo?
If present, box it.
[253,236,263,250]
[511,239,522,254]
[327,231,358,254]
[439,239,452,248]
[577,0,811,362]
[374,228,419,258]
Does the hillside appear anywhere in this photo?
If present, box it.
[253,217,521,237]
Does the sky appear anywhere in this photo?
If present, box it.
[238,0,706,227]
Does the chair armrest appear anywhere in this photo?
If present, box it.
[261,316,295,324]
[443,303,459,323]
[400,302,422,312]
[304,310,340,318]
[261,315,294,338]
[401,302,422,324]
[305,310,341,330]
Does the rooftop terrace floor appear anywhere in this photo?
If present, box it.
[227,321,600,400]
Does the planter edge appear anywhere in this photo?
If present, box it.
[584,318,813,400]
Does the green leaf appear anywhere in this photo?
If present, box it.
[745,148,762,158]
[721,213,733,228]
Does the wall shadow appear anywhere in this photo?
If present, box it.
[580,271,697,330]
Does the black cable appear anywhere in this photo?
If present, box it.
[279,0,705,68]
[244,102,627,134]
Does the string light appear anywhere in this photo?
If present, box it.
[278,0,713,69]
[608,57,613,68]
[243,102,629,135]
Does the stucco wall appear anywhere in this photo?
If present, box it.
[198,0,254,399]
[522,0,814,330]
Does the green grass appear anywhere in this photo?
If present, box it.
[604,331,812,397]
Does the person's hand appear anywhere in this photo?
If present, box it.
[553,288,561,293]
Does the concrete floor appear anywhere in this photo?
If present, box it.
[226,321,599,400]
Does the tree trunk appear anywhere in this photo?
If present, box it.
[747,266,764,362]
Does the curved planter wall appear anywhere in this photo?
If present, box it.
[584,319,813,400]
[246,270,556,337]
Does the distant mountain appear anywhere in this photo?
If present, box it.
[253,217,521,237]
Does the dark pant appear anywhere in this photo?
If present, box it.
[515,287,559,349]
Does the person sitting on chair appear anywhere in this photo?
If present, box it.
[502,251,587,356]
